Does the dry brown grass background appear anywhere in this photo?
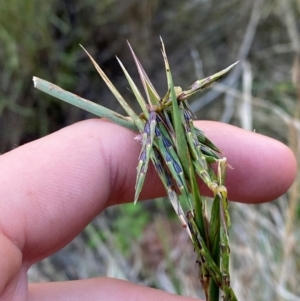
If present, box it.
[1,0,300,300]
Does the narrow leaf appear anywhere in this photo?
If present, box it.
[116,56,149,118]
[33,77,137,131]
[134,111,157,203]
[127,42,160,106]
[160,38,190,178]
[80,45,144,131]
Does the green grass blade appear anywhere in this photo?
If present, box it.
[145,80,161,106]
[189,165,207,240]
[116,56,149,119]
[217,159,232,301]
[80,45,144,131]
[208,195,221,301]
[186,212,223,287]
[33,77,137,131]
[194,127,221,154]
[135,146,149,204]
[187,211,238,301]
[160,39,210,249]
[160,38,190,178]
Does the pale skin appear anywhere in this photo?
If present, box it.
[0,119,296,301]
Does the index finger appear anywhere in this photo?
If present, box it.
[0,119,296,265]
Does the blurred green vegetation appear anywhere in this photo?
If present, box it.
[2,0,299,152]
[2,0,300,300]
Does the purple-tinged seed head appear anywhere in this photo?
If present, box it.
[165,152,172,163]
[166,173,173,187]
[144,120,151,135]
[155,126,161,137]
[146,136,152,146]
[139,148,147,162]
[154,161,164,175]
[140,163,147,175]
[193,136,200,147]
[162,136,172,148]
[183,109,192,121]
[173,160,183,174]
[149,110,157,121]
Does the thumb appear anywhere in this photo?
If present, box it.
[0,232,24,300]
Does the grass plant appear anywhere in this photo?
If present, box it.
[34,40,239,300]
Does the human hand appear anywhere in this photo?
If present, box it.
[0,119,296,301]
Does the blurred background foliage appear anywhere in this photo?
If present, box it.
[1,0,300,300]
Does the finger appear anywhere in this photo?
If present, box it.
[28,278,199,301]
[0,119,296,266]
[197,121,297,204]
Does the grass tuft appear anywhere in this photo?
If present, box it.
[34,40,238,301]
